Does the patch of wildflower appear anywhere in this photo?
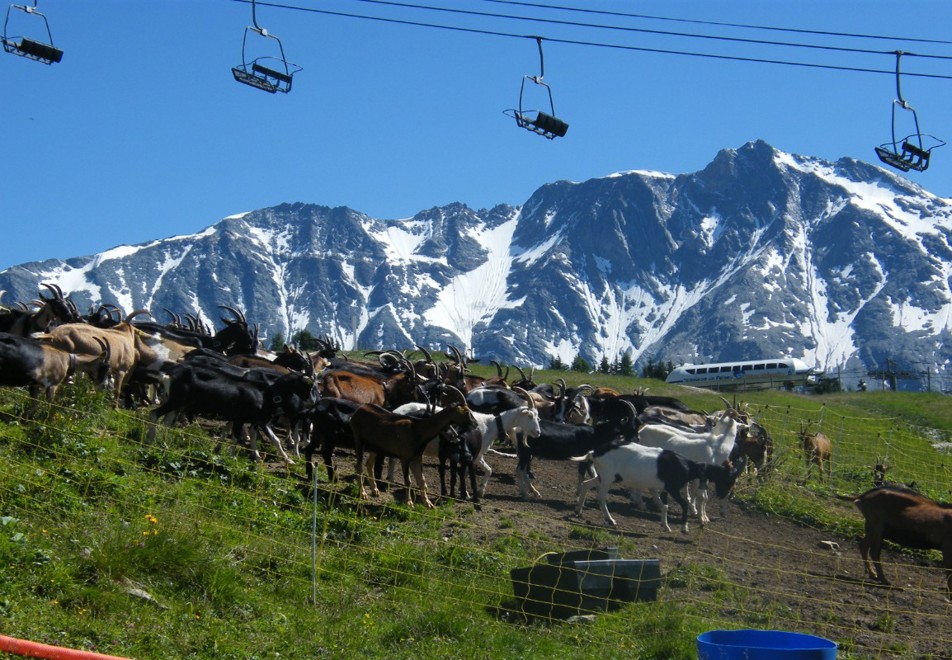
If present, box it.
[143,514,158,537]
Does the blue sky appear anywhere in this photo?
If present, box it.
[2,0,951,270]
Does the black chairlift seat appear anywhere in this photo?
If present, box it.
[232,3,301,95]
[518,110,569,139]
[232,57,300,94]
[2,34,61,63]
[875,135,944,173]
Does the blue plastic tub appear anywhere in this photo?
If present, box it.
[697,629,838,659]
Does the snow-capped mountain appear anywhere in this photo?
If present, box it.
[3,140,952,390]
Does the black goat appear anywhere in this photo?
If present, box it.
[147,362,316,464]
[303,397,365,483]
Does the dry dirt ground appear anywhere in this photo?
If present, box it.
[301,448,952,659]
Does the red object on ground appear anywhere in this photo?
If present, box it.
[0,634,131,660]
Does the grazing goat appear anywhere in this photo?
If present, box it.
[350,387,475,508]
[638,405,712,433]
[573,444,745,531]
[853,486,952,598]
[385,402,480,504]
[319,356,420,408]
[465,384,530,415]
[0,332,110,416]
[799,423,832,480]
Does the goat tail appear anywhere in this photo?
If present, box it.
[832,492,859,502]
[569,451,594,463]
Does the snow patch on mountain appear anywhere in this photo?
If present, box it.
[424,216,521,350]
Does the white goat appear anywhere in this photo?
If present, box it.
[635,411,745,523]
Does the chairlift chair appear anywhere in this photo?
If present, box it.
[503,37,569,139]
[231,0,301,94]
[874,51,943,173]
[2,1,62,64]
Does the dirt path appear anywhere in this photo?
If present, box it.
[461,454,952,658]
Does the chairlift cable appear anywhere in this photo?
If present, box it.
[339,0,952,61]
[480,0,952,47]
[227,2,952,82]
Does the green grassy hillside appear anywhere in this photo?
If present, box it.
[0,372,949,659]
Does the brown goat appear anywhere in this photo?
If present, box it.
[34,310,151,406]
[349,387,475,508]
[799,422,832,480]
[319,360,419,409]
[853,486,952,598]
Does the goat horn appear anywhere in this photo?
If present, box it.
[41,282,65,300]
[94,336,111,358]
[443,385,467,407]
[124,309,152,323]
[218,305,245,324]
[38,283,56,301]
[415,344,434,364]
[619,399,637,424]
[513,386,535,410]
[448,344,465,365]
[490,359,504,377]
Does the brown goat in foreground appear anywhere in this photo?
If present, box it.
[349,387,475,508]
[853,485,952,598]
[798,422,832,480]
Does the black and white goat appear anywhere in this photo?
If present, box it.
[573,444,745,532]
[492,400,639,500]
[635,410,746,523]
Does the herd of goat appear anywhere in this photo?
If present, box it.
[0,284,949,597]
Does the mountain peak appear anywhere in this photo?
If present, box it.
[3,143,951,391]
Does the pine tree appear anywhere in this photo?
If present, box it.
[268,331,286,352]
[618,351,634,377]
[571,354,591,373]
[642,359,656,379]
[291,329,321,351]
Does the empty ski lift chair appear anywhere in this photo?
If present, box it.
[504,37,569,139]
[874,51,944,173]
[2,1,62,64]
[231,0,301,94]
